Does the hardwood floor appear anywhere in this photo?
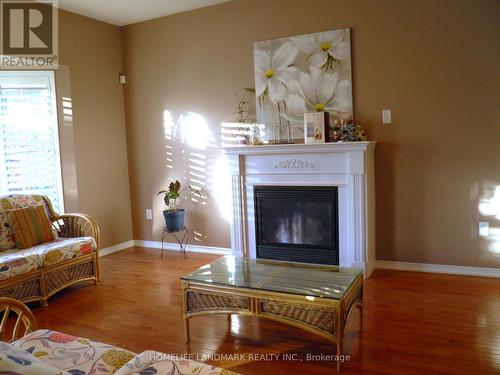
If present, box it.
[29,247,500,374]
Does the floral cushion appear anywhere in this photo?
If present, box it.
[0,340,71,374]
[0,237,97,280]
[12,329,136,375]
[0,194,56,251]
[37,237,97,266]
[0,211,16,251]
[0,194,42,211]
[0,247,40,281]
[8,205,55,249]
[114,351,239,375]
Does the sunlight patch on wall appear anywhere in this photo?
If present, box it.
[488,229,500,254]
[478,184,500,255]
[208,155,232,222]
[160,109,230,244]
[180,112,214,150]
[163,110,175,169]
[62,97,73,123]
[220,122,251,147]
[479,186,500,220]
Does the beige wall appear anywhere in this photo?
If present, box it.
[122,0,500,267]
[58,10,133,248]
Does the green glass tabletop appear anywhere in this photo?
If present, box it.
[181,255,362,300]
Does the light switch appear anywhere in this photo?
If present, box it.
[382,109,392,124]
[479,222,489,237]
[145,209,152,220]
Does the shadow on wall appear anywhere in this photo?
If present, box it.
[158,110,232,245]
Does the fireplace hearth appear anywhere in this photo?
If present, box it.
[254,186,339,265]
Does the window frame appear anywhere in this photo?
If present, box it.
[0,70,65,213]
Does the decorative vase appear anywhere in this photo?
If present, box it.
[163,209,185,232]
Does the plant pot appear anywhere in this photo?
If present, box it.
[163,209,185,232]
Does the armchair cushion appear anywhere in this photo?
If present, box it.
[37,237,97,267]
[0,211,16,251]
[0,194,55,251]
[0,194,55,219]
[0,247,40,281]
[115,350,238,375]
[0,237,97,280]
[12,329,135,375]
[0,340,71,374]
[7,205,55,249]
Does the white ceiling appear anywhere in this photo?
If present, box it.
[57,0,231,26]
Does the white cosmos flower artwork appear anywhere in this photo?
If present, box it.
[254,28,353,141]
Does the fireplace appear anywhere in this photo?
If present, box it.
[223,142,376,277]
[254,186,339,265]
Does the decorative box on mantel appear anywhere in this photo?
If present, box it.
[223,141,377,278]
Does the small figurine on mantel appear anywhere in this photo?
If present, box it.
[354,123,368,141]
[249,124,264,145]
[304,112,368,143]
[332,119,368,142]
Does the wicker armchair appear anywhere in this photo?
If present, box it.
[0,297,38,342]
[0,195,100,306]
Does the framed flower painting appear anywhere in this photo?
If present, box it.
[254,28,353,142]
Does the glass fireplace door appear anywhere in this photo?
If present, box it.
[254,186,339,265]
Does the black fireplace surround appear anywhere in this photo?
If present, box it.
[254,186,339,265]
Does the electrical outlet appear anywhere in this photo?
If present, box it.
[479,222,489,237]
[382,109,392,124]
[145,209,152,220]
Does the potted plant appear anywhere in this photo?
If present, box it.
[157,180,203,232]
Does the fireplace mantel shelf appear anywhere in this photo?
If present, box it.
[223,141,377,155]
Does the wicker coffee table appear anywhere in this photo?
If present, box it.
[181,256,363,370]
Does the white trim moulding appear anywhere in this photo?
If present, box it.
[99,240,135,257]
[375,260,500,278]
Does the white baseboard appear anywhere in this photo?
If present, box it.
[375,260,500,278]
[99,239,231,257]
[99,240,135,257]
[133,240,232,255]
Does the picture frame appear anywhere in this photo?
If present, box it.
[304,112,330,144]
[254,28,353,143]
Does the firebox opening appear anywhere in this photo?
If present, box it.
[254,186,339,265]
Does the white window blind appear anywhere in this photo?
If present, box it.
[0,71,64,213]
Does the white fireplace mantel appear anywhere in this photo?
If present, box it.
[223,141,377,278]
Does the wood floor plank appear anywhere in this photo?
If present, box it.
[27,247,500,374]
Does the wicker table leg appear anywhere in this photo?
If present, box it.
[182,281,190,342]
[337,338,343,371]
[336,302,343,371]
[184,315,190,342]
[357,303,363,331]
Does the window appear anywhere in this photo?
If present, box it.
[0,71,64,212]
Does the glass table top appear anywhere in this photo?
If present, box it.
[181,256,362,300]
